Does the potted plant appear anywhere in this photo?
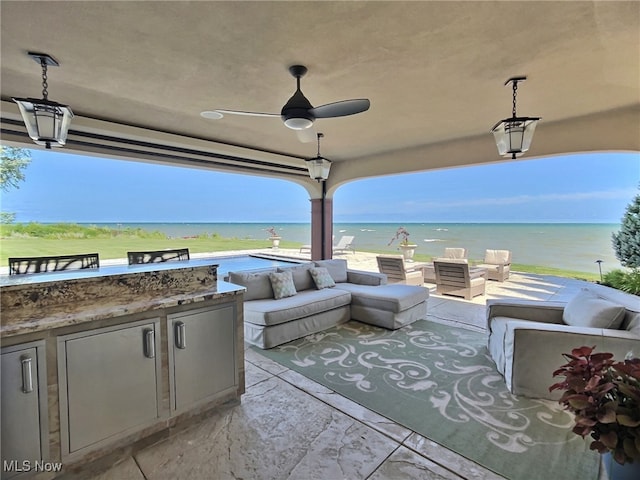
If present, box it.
[549,346,640,479]
[388,226,417,261]
[266,226,281,249]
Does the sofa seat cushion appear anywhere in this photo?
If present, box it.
[244,288,351,327]
[475,263,502,273]
[336,284,428,313]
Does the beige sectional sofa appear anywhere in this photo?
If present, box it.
[228,259,429,349]
[487,283,640,400]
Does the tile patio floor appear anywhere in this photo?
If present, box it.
[60,263,607,480]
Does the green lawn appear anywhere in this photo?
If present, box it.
[0,237,302,265]
[0,236,599,282]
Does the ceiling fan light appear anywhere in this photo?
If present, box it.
[284,117,314,130]
[306,156,332,181]
[13,97,74,149]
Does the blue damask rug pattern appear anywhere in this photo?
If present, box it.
[258,320,599,480]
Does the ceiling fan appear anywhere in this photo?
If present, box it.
[201,65,370,142]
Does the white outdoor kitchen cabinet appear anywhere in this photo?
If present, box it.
[168,304,237,412]
[1,341,49,480]
[57,319,162,456]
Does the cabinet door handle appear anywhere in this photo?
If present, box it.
[143,329,156,358]
[175,321,186,349]
[21,355,33,393]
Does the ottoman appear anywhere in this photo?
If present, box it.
[336,283,429,329]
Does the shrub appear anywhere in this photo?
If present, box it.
[612,190,640,268]
[602,269,640,296]
[1,222,166,239]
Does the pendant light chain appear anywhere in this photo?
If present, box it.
[512,80,518,118]
[40,58,49,101]
[317,132,324,156]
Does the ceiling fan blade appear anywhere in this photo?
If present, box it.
[311,99,370,118]
[215,109,280,118]
[296,127,317,143]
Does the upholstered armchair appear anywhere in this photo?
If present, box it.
[433,259,485,300]
[476,249,511,281]
[487,285,640,400]
[376,255,424,285]
[423,247,468,283]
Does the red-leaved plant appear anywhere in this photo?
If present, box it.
[550,346,640,465]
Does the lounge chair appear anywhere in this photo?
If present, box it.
[333,235,355,254]
[127,248,190,265]
[376,254,424,285]
[299,244,311,254]
[8,253,100,275]
[423,247,468,283]
[475,249,511,282]
[433,259,486,300]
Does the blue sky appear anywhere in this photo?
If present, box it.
[1,149,638,224]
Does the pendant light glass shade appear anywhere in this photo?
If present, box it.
[306,157,332,181]
[13,97,73,148]
[491,117,539,159]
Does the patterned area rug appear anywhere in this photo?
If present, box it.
[258,320,599,480]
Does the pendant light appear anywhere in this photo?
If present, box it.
[13,52,73,149]
[306,133,332,182]
[491,76,540,159]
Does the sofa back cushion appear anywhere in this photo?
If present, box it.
[563,289,626,330]
[278,263,315,291]
[314,259,348,283]
[444,247,467,259]
[624,311,640,335]
[484,249,511,264]
[228,268,276,300]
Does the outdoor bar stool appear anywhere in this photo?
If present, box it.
[8,253,100,275]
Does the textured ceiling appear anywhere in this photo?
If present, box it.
[1,1,638,187]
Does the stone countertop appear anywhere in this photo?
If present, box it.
[1,280,244,337]
[1,261,246,338]
[0,258,222,287]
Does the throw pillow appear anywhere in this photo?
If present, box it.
[563,289,626,329]
[309,267,336,290]
[268,270,297,300]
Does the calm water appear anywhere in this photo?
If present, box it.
[89,222,622,274]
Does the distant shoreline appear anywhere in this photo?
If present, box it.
[2,222,622,277]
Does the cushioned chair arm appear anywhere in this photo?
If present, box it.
[487,299,565,325]
[502,321,640,399]
[347,269,387,286]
